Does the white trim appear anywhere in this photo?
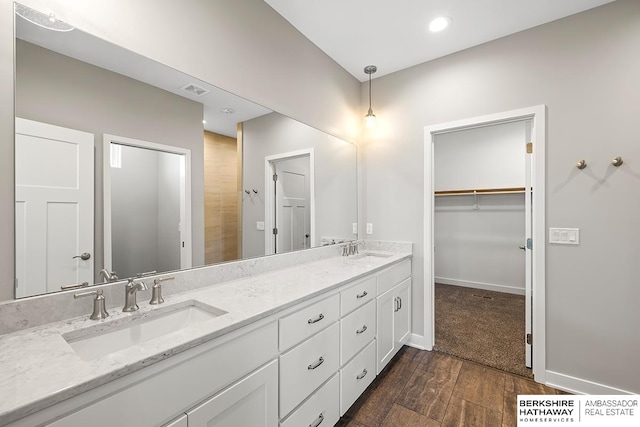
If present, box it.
[545,371,637,395]
[435,277,525,296]
[406,333,429,350]
[424,105,546,382]
[264,149,316,255]
[103,134,192,272]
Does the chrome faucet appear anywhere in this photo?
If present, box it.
[99,268,119,282]
[123,278,148,312]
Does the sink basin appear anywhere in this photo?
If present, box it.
[64,300,226,361]
[350,252,394,260]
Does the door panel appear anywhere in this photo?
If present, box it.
[15,118,94,297]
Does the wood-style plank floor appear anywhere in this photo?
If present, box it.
[337,346,566,427]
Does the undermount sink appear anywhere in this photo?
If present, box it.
[64,300,227,361]
[350,252,394,260]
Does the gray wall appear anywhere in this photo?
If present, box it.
[242,113,358,258]
[0,0,361,301]
[362,0,640,392]
[15,40,204,283]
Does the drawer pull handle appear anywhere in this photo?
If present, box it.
[308,356,325,370]
[307,313,325,324]
[356,369,368,380]
[356,291,368,299]
[309,413,325,427]
[356,325,368,334]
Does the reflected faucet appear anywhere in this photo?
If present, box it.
[123,278,148,312]
[99,268,119,282]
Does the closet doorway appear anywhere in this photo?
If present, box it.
[423,106,546,382]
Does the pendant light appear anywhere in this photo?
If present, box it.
[364,65,377,128]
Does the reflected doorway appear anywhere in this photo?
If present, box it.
[264,149,315,255]
[103,135,192,279]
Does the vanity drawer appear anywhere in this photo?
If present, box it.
[279,322,339,417]
[377,259,411,295]
[340,275,376,316]
[279,294,340,351]
[340,300,376,365]
[340,340,376,416]
[279,374,339,427]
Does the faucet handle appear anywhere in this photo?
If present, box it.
[150,276,174,305]
[74,289,109,320]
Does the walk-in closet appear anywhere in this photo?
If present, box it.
[433,120,533,377]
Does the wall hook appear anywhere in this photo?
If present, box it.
[576,160,587,170]
[244,190,250,195]
[252,189,258,194]
[611,156,623,167]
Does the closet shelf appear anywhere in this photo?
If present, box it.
[435,187,526,196]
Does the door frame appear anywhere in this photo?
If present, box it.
[264,149,315,255]
[423,105,546,382]
[103,134,192,273]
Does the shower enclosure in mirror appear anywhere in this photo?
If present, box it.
[12,3,357,299]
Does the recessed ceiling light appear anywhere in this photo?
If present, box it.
[219,108,236,114]
[429,16,452,33]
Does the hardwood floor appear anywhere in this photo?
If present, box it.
[337,346,564,427]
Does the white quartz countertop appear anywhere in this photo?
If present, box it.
[0,251,411,425]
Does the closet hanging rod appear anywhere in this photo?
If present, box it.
[434,187,526,196]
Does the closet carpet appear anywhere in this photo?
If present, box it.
[434,283,532,379]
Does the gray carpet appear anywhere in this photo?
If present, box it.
[434,283,533,378]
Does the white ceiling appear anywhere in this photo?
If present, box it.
[265,0,615,81]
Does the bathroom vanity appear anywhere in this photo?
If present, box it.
[0,243,412,427]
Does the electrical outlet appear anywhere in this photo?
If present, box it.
[256,221,265,231]
[352,223,358,234]
[366,223,373,235]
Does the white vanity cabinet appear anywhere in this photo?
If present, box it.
[10,322,278,427]
[375,260,412,374]
[186,360,278,427]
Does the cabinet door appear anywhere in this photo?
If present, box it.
[187,360,278,427]
[394,278,411,349]
[376,287,396,374]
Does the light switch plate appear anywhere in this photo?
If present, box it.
[352,223,358,234]
[256,221,265,231]
[366,223,373,235]
[549,227,579,245]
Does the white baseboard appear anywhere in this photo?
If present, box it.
[545,370,637,395]
[435,277,525,296]
[406,333,431,351]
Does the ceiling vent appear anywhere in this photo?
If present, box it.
[180,83,210,97]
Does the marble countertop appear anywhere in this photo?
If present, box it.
[0,250,411,425]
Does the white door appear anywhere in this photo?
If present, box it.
[273,158,310,254]
[15,118,94,297]
[524,135,533,368]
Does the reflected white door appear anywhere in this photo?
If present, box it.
[274,158,309,253]
[15,118,94,297]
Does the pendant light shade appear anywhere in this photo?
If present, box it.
[364,65,377,127]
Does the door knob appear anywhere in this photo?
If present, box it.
[73,252,91,260]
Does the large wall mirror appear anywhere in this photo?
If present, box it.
[12,3,357,299]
